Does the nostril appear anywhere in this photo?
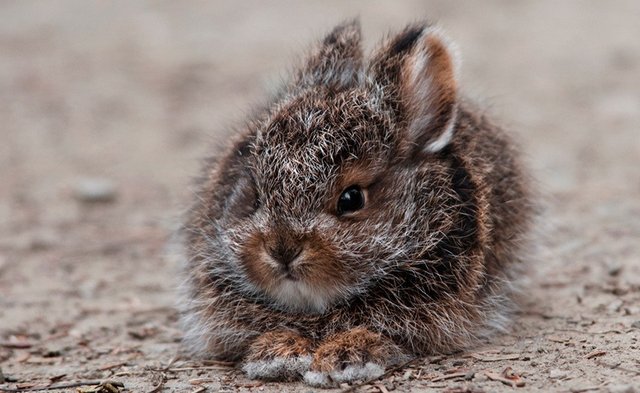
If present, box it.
[266,243,303,268]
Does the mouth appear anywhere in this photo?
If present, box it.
[276,264,300,281]
[283,272,298,281]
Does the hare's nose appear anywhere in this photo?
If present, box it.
[266,242,303,269]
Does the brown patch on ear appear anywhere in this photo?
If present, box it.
[400,30,459,153]
[369,24,427,89]
[369,24,460,155]
[409,35,458,107]
[296,19,363,90]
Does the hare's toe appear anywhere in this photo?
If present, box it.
[243,354,312,381]
[304,327,409,387]
[303,362,384,387]
[242,330,313,381]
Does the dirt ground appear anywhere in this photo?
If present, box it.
[1,1,639,392]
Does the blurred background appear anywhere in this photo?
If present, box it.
[1,1,639,391]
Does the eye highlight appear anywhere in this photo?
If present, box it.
[337,185,365,215]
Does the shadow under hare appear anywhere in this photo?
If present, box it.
[179,20,533,387]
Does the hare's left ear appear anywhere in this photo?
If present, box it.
[402,27,460,153]
[295,19,363,90]
[371,25,460,153]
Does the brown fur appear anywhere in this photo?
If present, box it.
[178,20,533,387]
[309,328,407,373]
[245,330,313,360]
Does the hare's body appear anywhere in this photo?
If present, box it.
[179,21,532,387]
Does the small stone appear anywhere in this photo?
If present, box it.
[607,263,622,276]
[631,321,640,329]
[73,178,117,203]
[549,368,568,379]
[607,299,624,313]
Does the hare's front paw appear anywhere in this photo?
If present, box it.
[303,328,409,388]
[241,330,313,381]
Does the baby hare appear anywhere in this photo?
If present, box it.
[179,20,533,387]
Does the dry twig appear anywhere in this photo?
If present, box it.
[430,372,470,382]
[585,350,606,360]
[482,369,525,388]
[468,353,521,362]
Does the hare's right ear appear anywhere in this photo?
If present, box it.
[295,20,363,90]
[370,24,460,154]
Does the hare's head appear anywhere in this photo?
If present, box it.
[205,21,464,313]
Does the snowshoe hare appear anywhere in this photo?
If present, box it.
[179,20,533,387]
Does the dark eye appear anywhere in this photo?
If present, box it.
[337,185,365,215]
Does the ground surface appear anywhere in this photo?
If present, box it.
[1,1,639,392]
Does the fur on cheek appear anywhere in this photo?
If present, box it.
[237,231,275,290]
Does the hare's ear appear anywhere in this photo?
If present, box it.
[296,20,363,90]
[371,24,460,153]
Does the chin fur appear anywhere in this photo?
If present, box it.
[267,279,339,314]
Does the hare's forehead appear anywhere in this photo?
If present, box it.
[251,92,392,198]
[251,133,385,202]
[254,93,391,163]
[252,135,343,193]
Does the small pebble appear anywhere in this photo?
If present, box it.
[74,178,117,203]
[607,263,622,276]
[607,299,624,313]
[631,320,640,329]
